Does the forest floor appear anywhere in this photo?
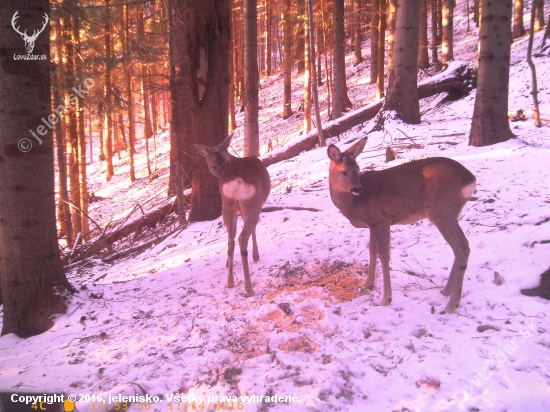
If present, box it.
[2,3,550,412]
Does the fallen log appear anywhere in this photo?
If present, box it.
[261,61,474,168]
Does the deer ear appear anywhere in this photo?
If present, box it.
[217,133,233,151]
[327,144,342,163]
[193,144,209,157]
[345,137,368,158]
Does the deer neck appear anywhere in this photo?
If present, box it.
[329,183,355,219]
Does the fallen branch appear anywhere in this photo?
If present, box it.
[260,61,473,168]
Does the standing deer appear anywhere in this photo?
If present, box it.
[194,135,270,297]
[327,137,476,313]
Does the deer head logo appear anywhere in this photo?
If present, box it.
[12,11,49,54]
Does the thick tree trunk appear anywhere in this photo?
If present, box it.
[283,0,293,119]
[332,0,345,119]
[383,0,421,124]
[0,0,74,337]
[442,0,454,63]
[512,0,525,38]
[243,0,260,156]
[469,0,514,146]
[387,0,397,72]
[419,0,430,68]
[354,0,363,65]
[177,0,230,221]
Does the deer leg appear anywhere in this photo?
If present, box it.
[433,220,470,314]
[224,209,238,289]
[238,221,257,297]
[372,222,392,306]
[252,227,260,262]
[365,228,378,290]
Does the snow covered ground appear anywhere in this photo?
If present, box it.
[1,5,550,412]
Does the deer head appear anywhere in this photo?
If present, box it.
[12,11,49,54]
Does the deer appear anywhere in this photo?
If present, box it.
[327,137,476,314]
[194,134,271,297]
[12,11,49,54]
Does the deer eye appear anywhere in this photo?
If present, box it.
[342,171,348,176]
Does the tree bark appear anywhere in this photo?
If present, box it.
[243,0,260,156]
[376,0,387,99]
[177,0,231,221]
[419,0,430,68]
[0,0,74,337]
[534,0,545,32]
[125,3,136,182]
[332,0,345,119]
[354,0,363,65]
[370,0,379,84]
[512,0,525,38]
[303,5,312,132]
[383,0,421,124]
[308,0,326,146]
[442,0,454,63]
[527,0,541,127]
[104,0,114,181]
[283,0,293,119]
[469,0,514,146]
[431,0,442,70]
[296,0,306,73]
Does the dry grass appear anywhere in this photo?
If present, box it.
[266,260,366,303]
[278,335,317,354]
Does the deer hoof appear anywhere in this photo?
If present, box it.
[245,287,255,297]
[227,281,235,288]
[443,302,458,314]
[253,255,259,262]
[380,297,392,306]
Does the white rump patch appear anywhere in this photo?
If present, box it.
[461,181,477,199]
[222,179,256,200]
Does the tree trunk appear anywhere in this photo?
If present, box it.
[308,0,326,146]
[370,0,379,84]
[62,12,82,238]
[387,0,397,72]
[243,0,260,156]
[376,0,386,99]
[419,0,430,68]
[527,0,541,127]
[125,4,136,182]
[332,0,345,119]
[431,0,442,70]
[53,21,73,245]
[442,0,454,63]
[296,0,306,73]
[469,0,514,146]
[354,0,363,65]
[266,0,272,76]
[0,0,74,337]
[383,0,421,124]
[283,0,293,119]
[104,0,114,181]
[534,0,545,32]
[176,0,231,221]
[304,5,312,133]
[513,0,525,38]
[73,14,89,241]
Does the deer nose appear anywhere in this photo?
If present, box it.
[350,187,362,195]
